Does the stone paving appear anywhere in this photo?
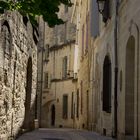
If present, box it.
[17,128,115,140]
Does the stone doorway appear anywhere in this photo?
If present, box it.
[23,57,32,130]
[125,36,135,136]
[51,105,55,126]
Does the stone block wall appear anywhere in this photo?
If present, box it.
[0,11,37,139]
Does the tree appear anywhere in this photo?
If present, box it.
[0,0,72,27]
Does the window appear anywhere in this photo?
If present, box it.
[62,56,68,79]
[71,92,74,118]
[63,95,68,119]
[45,44,49,60]
[103,56,111,113]
[80,81,83,114]
[102,0,110,23]
[76,89,79,118]
[44,73,49,88]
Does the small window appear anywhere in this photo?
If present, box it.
[63,95,68,119]
[71,92,74,118]
[77,89,79,118]
[45,44,49,60]
[62,56,68,79]
[80,81,83,114]
[44,73,49,88]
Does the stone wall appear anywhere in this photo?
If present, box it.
[117,0,140,139]
[0,11,37,139]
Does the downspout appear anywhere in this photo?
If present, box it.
[114,0,119,138]
[39,20,45,127]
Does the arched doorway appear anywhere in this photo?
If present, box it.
[51,105,55,126]
[23,57,32,130]
[103,55,112,113]
[125,36,135,136]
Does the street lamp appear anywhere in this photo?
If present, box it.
[96,0,106,14]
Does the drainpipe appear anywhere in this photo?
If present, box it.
[39,20,45,127]
[114,0,119,138]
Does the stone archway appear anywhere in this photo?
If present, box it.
[51,105,55,126]
[23,57,32,130]
[125,36,135,136]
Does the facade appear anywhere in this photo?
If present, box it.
[0,11,38,139]
[117,0,140,139]
[38,3,79,128]
[71,0,91,130]
[90,0,116,137]
[73,0,140,140]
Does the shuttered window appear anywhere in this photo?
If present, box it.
[63,95,68,119]
[44,72,49,88]
[81,81,83,114]
[62,56,68,79]
[71,92,74,118]
[77,89,79,118]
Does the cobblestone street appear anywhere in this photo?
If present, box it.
[17,128,114,140]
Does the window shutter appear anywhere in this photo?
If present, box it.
[62,56,68,78]
[63,95,68,119]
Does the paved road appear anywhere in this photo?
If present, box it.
[17,128,115,140]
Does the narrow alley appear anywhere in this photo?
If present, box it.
[17,128,114,140]
[1,0,140,140]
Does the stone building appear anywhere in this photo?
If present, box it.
[71,0,92,130]
[38,3,79,128]
[0,11,38,139]
[89,0,117,137]
[117,0,140,139]
[73,0,140,139]
[73,0,118,136]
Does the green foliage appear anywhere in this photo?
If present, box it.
[0,0,72,27]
